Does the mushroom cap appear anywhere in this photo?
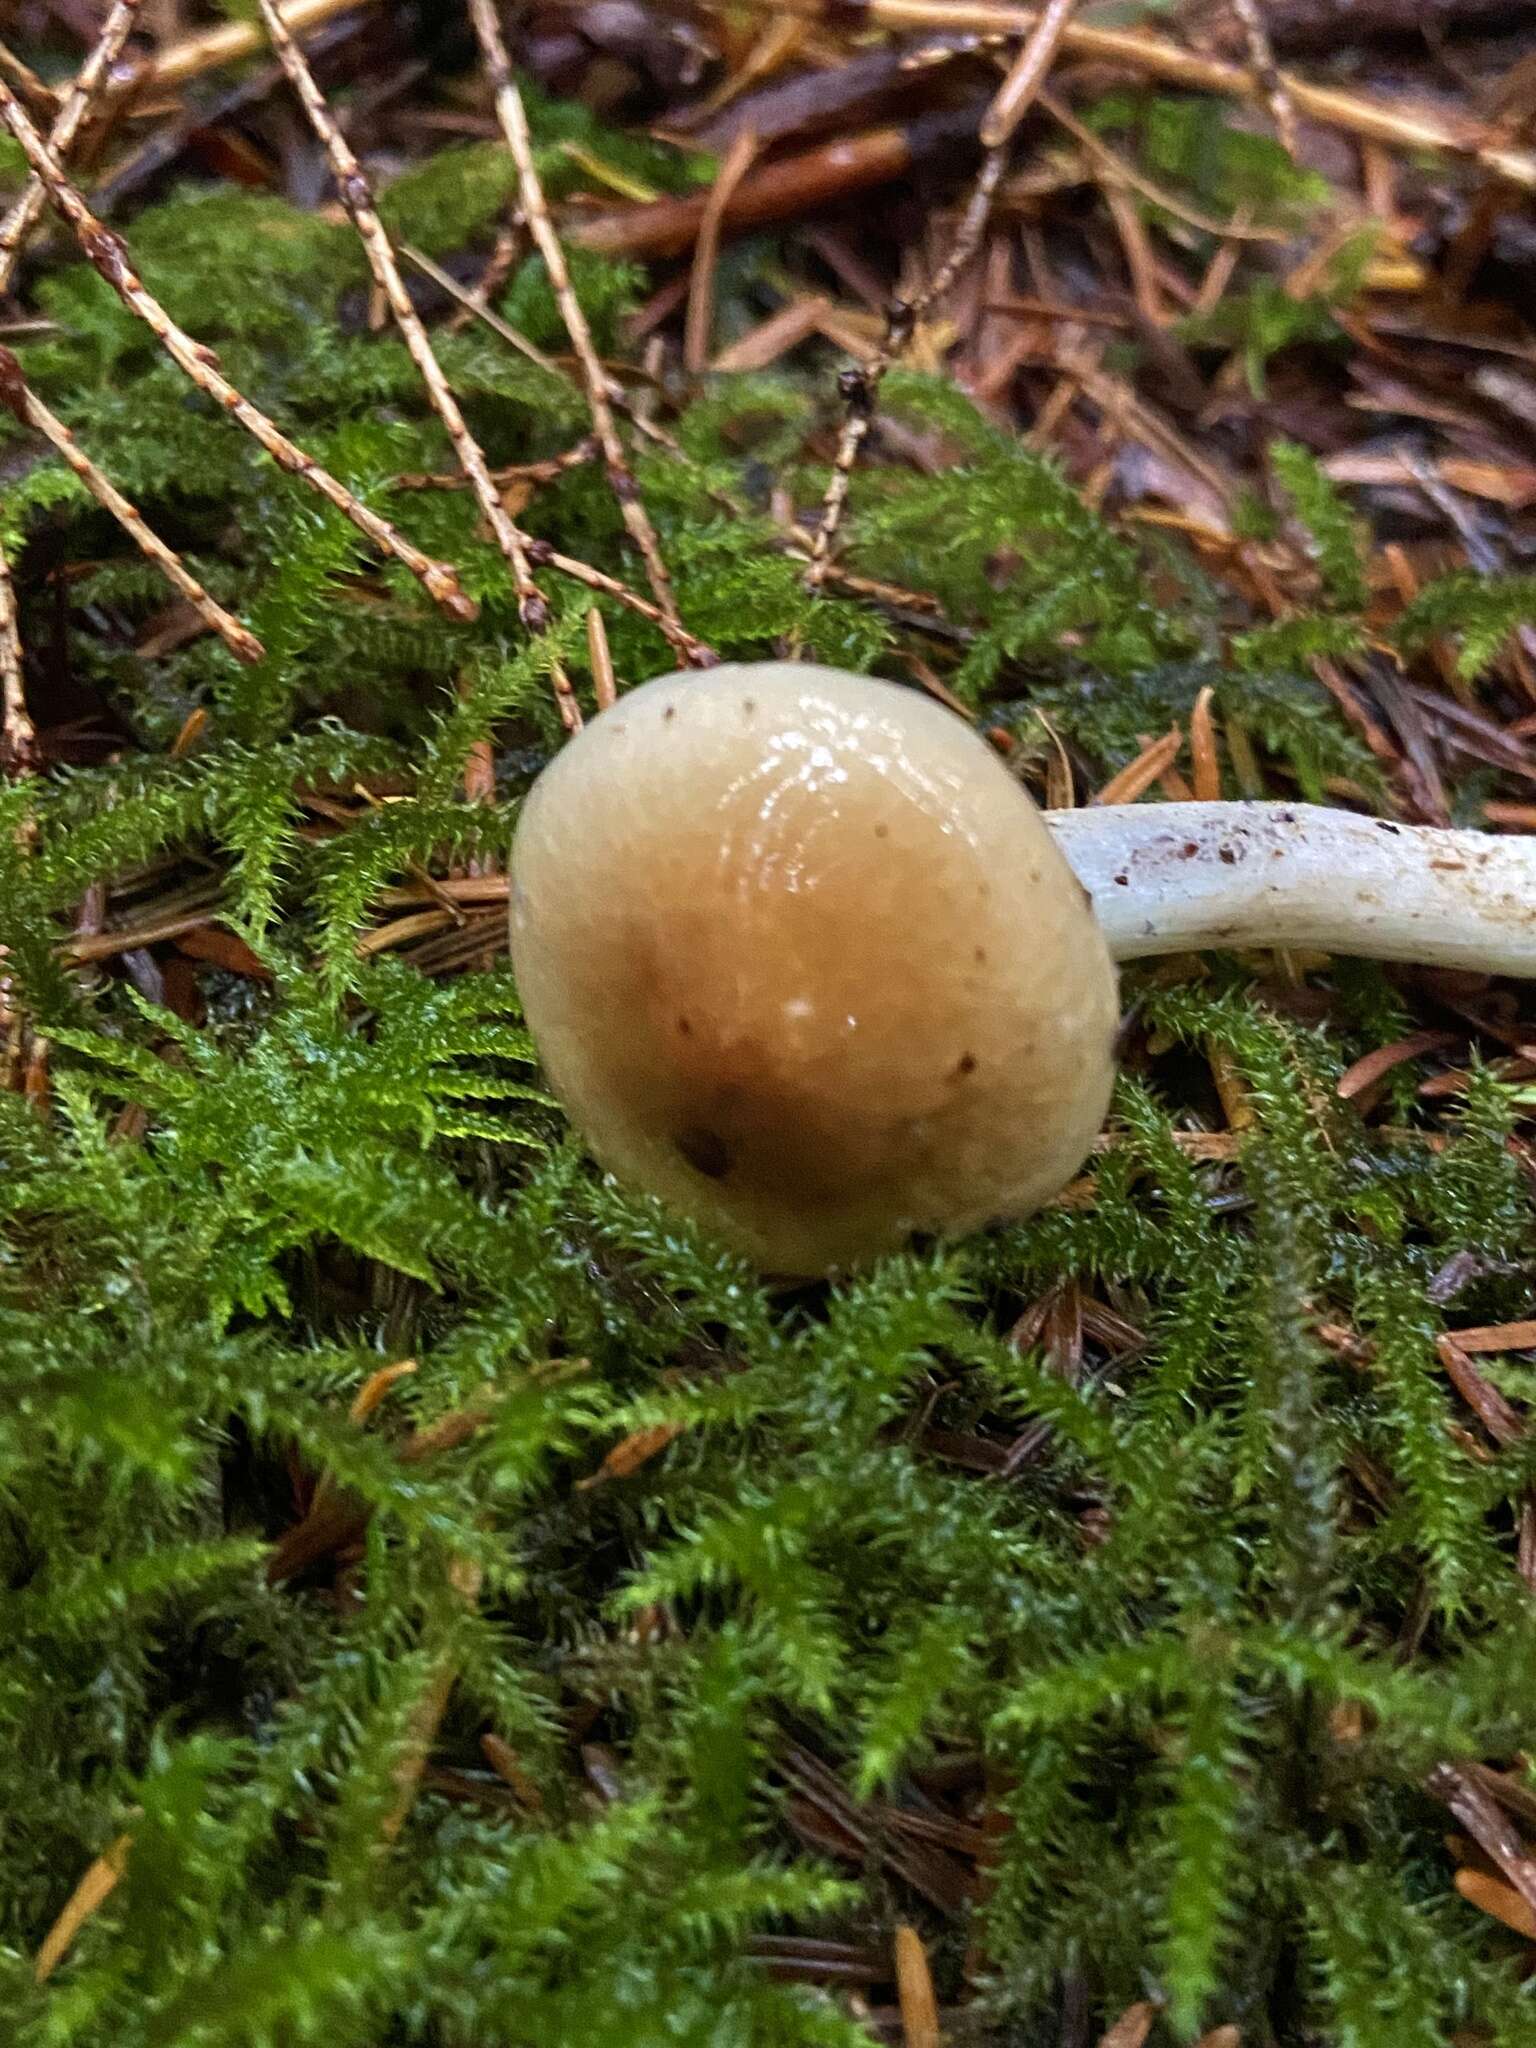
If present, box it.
[510,662,1118,1274]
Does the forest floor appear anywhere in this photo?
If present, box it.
[6,4,1536,2044]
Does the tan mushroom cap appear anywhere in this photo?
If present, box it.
[510,661,1119,1275]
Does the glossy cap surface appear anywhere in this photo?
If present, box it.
[510,662,1118,1274]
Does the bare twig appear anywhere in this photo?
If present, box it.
[1225,0,1300,158]
[400,243,680,460]
[394,439,597,494]
[0,77,475,623]
[467,0,706,662]
[980,0,1080,147]
[0,0,145,300]
[256,0,550,635]
[740,0,1536,189]
[0,536,34,777]
[0,346,264,665]
[806,143,1008,588]
[147,0,379,92]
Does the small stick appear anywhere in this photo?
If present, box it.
[0,77,475,623]
[0,535,35,776]
[146,0,377,92]
[806,143,1008,588]
[0,345,264,665]
[256,0,546,631]
[1224,0,1300,158]
[0,0,145,300]
[467,0,704,661]
[393,439,597,493]
[980,0,1080,148]
[741,0,1536,191]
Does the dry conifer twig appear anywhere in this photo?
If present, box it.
[256,0,551,636]
[0,346,264,665]
[741,0,1536,189]
[0,0,145,300]
[979,0,1080,147]
[806,142,1008,588]
[467,0,708,664]
[1225,0,1300,158]
[0,76,475,624]
[0,536,34,777]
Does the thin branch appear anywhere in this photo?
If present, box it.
[979,0,1080,148]
[147,0,379,92]
[467,0,705,661]
[256,0,550,635]
[400,242,680,458]
[806,144,1007,588]
[0,534,34,776]
[393,439,597,493]
[1223,0,1300,158]
[744,0,1536,190]
[0,346,264,665]
[0,76,475,623]
[0,0,145,300]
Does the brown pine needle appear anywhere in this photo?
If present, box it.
[586,605,618,711]
[0,0,145,299]
[0,345,264,665]
[980,0,1080,148]
[1092,725,1184,805]
[34,1835,132,1984]
[0,536,34,777]
[685,126,760,374]
[0,77,475,624]
[467,0,707,664]
[807,142,1008,588]
[893,1924,942,2048]
[1190,684,1221,801]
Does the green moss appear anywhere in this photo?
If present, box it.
[4,87,1536,2048]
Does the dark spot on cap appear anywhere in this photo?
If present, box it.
[677,1015,692,1036]
[742,699,757,718]
[874,823,889,839]
[1113,871,1129,887]
[663,704,676,721]
[974,946,987,964]
[953,1053,977,1078]
[1218,845,1238,865]
[1181,841,1199,859]
[1375,819,1401,835]
[675,1126,733,1180]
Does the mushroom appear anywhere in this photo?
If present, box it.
[510,661,1536,1274]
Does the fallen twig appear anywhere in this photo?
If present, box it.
[0,0,144,300]
[0,346,264,665]
[468,0,704,662]
[146,0,378,93]
[1226,0,1301,158]
[0,536,34,776]
[0,77,475,623]
[807,142,1008,587]
[979,0,1080,147]
[256,0,556,660]
[741,0,1536,188]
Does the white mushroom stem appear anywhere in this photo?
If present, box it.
[1047,801,1536,977]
